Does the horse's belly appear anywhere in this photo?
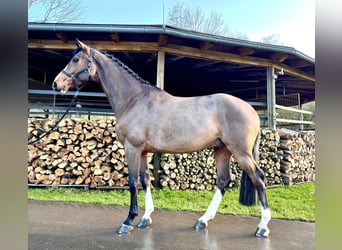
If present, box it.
[143,103,221,153]
[146,129,219,153]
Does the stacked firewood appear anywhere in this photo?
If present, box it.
[258,129,283,186]
[28,118,134,188]
[158,128,284,190]
[28,118,315,189]
[278,128,315,185]
[159,151,217,191]
[159,151,245,191]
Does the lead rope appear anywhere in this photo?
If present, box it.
[29,49,93,145]
[28,88,81,145]
[52,83,56,118]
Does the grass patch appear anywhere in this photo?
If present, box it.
[28,182,315,222]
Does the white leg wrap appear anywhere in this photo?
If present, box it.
[142,187,154,219]
[258,205,271,229]
[198,188,222,223]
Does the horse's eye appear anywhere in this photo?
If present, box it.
[73,58,79,62]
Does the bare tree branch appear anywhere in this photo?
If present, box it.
[202,12,229,35]
[28,0,86,23]
[28,0,44,9]
[166,2,254,40]
[260,34,283,45]
[166,2,231,36]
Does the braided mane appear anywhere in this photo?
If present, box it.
[72,46,155,87]
[99,50,152,86]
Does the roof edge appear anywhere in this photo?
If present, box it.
[28,22,315,63]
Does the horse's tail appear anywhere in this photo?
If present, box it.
[239,130,260,206]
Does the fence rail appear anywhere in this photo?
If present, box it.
[275,104,315,127]
[276,118,315,125]
[275,104,314,115]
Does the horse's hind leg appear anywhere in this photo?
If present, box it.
[237,154,271,238]
[194,144,232,230]
[137,153,154,228]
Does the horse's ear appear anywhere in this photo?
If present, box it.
[76,39,84,48]
[76,39,81,48]
[75,39,90,54]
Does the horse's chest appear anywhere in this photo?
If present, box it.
[116,120,147,145]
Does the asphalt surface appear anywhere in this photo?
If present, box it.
[28,200,314,250]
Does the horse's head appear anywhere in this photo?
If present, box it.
[53,40,97,94]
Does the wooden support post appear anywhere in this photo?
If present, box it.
[267,66,276,130]
[153,51,165,188]
[156,51,165,89]
[152,153,161,189]
[299,98,304,130]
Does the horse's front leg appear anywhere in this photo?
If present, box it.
[136,153,154,228]
[117,144,142,234]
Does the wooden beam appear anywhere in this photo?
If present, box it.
[158,34,168,46]
[160,43,272,67]
[28,39,315,82]
[28,40,158,52]
[111,33,120,43]
[288,60,310,68]
[26,39,272,67]
[56,32,67,43]
[270,52,288,63]
[199,41,213,51]
[274,63,315,82]
[238,47,255,56]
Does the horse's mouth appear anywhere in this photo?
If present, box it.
[60,85,70,95]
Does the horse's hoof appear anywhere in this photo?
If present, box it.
[254,227,270,238]
[117,224,134,234]
[194,220,207,231]
[137,217,152,228]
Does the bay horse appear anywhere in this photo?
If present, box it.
[53,40,271,238]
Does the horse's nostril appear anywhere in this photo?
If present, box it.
[52,82,57,90]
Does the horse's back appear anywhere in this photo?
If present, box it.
[146,91,259,128]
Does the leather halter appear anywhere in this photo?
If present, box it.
[59,48,94,90]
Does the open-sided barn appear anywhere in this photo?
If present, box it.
[28,23,315,129]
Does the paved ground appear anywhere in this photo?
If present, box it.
[28,200,314,250]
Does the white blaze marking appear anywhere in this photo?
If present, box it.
[53,65,68,83]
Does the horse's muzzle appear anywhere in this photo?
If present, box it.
[52,81,57,90]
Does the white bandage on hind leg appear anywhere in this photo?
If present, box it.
[258,205,271,229]
[198,188,222,223]
[142,186,154,219]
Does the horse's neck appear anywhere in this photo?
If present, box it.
[95,52,144,116]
